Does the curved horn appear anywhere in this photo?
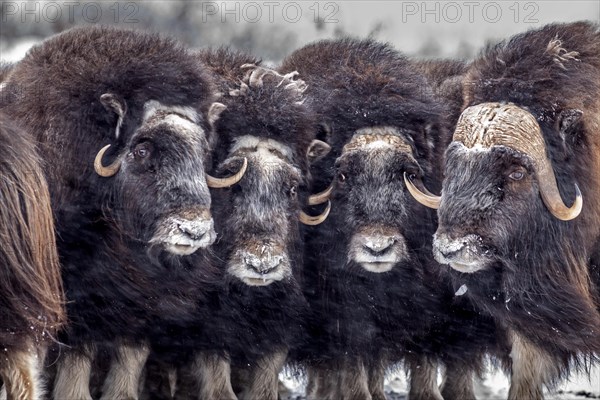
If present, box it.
[308,184,333,206]
[537,162,582,221]
[403,172,441,209]
[299,201,331,226]
[455,103,582,221]
[94,145,121,177]
[206,157,248,188]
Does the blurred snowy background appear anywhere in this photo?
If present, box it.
[1,1,599,398]
[1,1,599,62]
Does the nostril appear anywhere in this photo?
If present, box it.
[244,256,260,269]
[439,249,456,258]
[438,242,469,259]
[363,238,394,257]
[364,245,391,257]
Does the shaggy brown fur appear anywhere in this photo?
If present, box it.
[281,38,496,400]
[0,114,65,398]
[413,58,469,126]
[188,48,317,400]
[194,47,261,93]
[440,21,600,397]
[0,114,64,348]
[462,20,600,357]
[1,26,223,399]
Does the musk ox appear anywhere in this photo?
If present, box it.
[150,49,331,400]
[280,38,496,400]
[0,114,65,399]
[0,26,245,399]
[407,21,600,399]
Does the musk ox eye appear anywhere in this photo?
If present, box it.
[338,173,346,183]
[289,185,297,198]
[509,170,525,181]
[134,143,151,159]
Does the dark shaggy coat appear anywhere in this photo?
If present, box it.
[0,26,222,397]
[280,38,496,393]
[145,49,317,399]
[202,48,314,388]
[447,21,600,373]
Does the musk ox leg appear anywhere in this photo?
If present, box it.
[406,356,442,400]
[439,362,476,400]
[237,350,287,400]
[307,360,372,400]
[138,360,176,400]
[278,378,292,399]
[53,345,95,400]
[0,342,46,400]
[306,365,332,400]
[100,343,149,400]
[367,361,387,400]
[338,359,372,400]
[186,352,236,400]
[508,331,559,400]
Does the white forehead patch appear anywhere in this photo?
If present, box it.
[355,126,401,136]
[229,135,299,177]
[142,100,204,140]
[143,100,200,124]
[231,135,294,161]
[453,142,492,154]
[343,127,414,156]
[365,139,395,150]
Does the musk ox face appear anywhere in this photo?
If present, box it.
[94,99,234,256]
[433,143,538,273]
[330,127,429,274]
[415,103,583,274]
[213,136,305,286]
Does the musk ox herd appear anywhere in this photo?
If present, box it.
[0,20,598,400]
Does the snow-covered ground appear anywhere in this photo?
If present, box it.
[280,363,600,399]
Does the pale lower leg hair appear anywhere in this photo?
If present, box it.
[237,349,287,400]
[306,365,331,400]
[167,366,177,398]
[53,345,96,400]
[278,378,291,398]
[307,359,371,400]
[406,355,443,400]
[440,361,476,400]
[137,356,174,400]
[338,359,372,400]
[0,341,46,400]
[368,361,387,400]
[508,330,560,400]
[100,343,149,400]
[189,351,236,400]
